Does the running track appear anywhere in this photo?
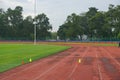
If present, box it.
[0,44,120,80]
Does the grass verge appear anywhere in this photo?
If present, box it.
[0,44,70,72]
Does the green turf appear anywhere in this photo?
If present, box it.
[0,44,70,72]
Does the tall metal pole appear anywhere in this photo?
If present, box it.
[34,0,36,45]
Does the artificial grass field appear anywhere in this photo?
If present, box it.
[0,44,70,72]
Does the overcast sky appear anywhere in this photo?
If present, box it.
[0,0,120,32]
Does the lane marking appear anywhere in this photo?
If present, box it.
[1,48,73,79]
[68,47,89,79]
[68,63,78,78]
[34,59,63,80]
[1,55,65,80]
[34,52,78,80]
[96,53,103,80]
[103,48,120,66]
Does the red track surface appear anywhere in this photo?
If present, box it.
[0,44,120,80]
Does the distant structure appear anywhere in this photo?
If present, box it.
[82,34,87,40]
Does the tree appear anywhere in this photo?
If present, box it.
[51,32,57,40]
[0,5,120,41]
[20,16,34,40]
[35,13,52,40]
[89,12,106,38]
[0,9,7,38]
[0,6,53,40]
[57,24,68,40]
[6,6,23,38]
[117,32,120,39]
[86,7,98,38]
[86,7,98,18]
[58,13,85,40]
[65,13,81,40]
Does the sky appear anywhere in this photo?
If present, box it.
[0,0,120,32]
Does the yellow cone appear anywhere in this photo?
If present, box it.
[78,58,81,63]
[29,58,32,62]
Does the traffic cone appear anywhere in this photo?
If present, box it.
[78,58,81,64]
[22,60,24,65]
[29,58,32,62]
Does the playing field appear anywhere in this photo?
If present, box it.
[0,44,70,72]
[0,42,120,80]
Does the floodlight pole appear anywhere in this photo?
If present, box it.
[34,0,37,45]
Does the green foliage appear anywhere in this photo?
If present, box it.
[0,5,120,41]
[35,13,52,40]
[57,4,120,41]
[51,32,57,40]
[117,33,120,39]
[0,44,70,72]
[57,13,85,40]
[57,24,68,40]
[0,6,52,40]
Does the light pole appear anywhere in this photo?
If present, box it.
[34,0,36,45]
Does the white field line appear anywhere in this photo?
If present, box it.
[103,48,120,66]
[34,52,78,80]
[96,53,103,80]
[33,59,63,80]
[68,63,78,78]
[1,55,63,80]
[67,47,89,79]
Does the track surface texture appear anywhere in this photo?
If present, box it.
[0,44,120,80]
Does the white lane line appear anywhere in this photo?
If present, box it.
[1,55,64,80]
[2,47,72,80]
[34,52,76,80]
[68,47,89,79]
[103,48,120,66]
[96,53,103,80]
[34,59,63,80]
[1,61,45,80]
[68,63,78,78]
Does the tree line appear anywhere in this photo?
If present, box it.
[0,5,120,41]
[57,4,120,41]
[0,6,52,40]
